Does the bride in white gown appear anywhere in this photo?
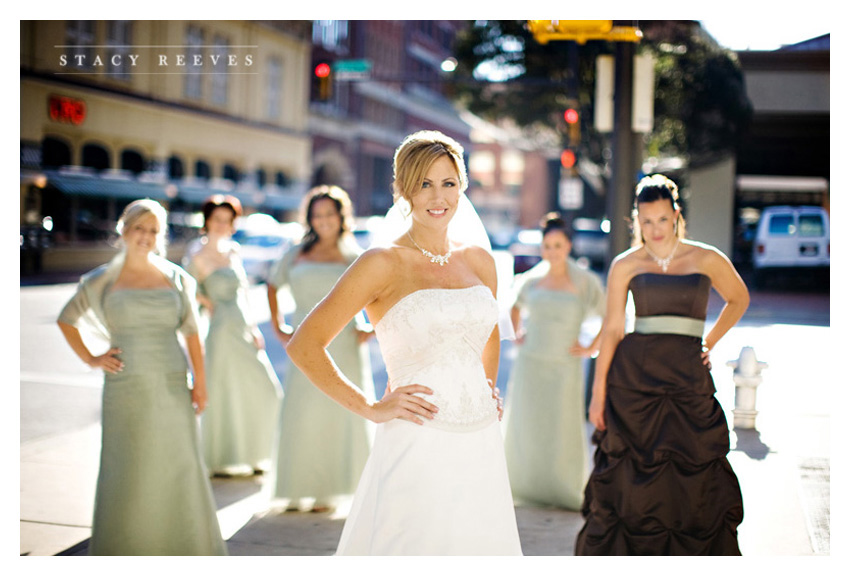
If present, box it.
[286,130,522,555]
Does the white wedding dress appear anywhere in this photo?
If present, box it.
[336,285,523,555]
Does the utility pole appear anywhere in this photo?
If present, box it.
[607,41,642,265]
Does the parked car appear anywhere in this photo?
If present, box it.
[352,216,384,249]
[752,205,829,287]
[20,220,53,275]
[571,218,610,271]
[232,214,303,282]
[508,229,542,274]
[488,226,520,252]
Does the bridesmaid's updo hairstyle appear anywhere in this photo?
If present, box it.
[540,212,571,241]
[299,185,354,254]
[631,174,687,246]
[116,198,169,256]
[392,130,468,211]
[202,194,243,231]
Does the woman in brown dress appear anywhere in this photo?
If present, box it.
[576,175,750,555]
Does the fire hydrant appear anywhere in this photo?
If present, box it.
[727,346,768,429]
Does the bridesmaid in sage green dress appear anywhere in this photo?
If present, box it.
[57,199,226,555]
[185,195,283,476]
[503,213,606,511]
[267,185,375,512]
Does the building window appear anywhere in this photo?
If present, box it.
[312,20,348,50]
[185,25,204,100]
[211,33,228,106]
[266,56,282,120]
[65,21,96,71]
[168,156,184,180]
[42,137,72,169]
[223,164,240,183]
[82,143,110,171]
[106,21,133,80]
[121,149,145,174]
[501,150,525,187]
[469,150,496,188]
[275,171,290,188]
[255,168,267,188]
[195,160,211,180]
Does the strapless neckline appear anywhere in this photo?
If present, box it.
[629,272,711,320]
[375,285,491,330]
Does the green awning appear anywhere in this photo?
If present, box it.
[46,171,170,200]
[45,170,304,211]
[177,185,303,211]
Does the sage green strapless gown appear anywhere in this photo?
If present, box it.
[503,287,591,510]
[199,266,283,474]
[94,289,226,555]
[272,262,375,508]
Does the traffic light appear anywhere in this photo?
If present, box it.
[561,149,577,169]
[564,107,581,147]
[314,62,332,101]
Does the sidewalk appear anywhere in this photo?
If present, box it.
[20,290,832,558]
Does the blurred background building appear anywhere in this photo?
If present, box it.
[21,20,314,269]
[19,20,829,278]
[728,39,830,268]
[307,20,473,216]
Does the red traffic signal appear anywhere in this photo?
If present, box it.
[314,62,333,101]
[560,149,576,169]
[564,108,579,124]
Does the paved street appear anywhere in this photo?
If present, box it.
[19,272,835,560]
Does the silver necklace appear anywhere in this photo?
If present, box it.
[407,231,452,266]
[644,239,679,273]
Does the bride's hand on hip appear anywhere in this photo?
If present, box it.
[370,384,438,425]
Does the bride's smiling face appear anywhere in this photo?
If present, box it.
[409,155,461,225]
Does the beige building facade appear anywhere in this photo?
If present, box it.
[21,20,314,257]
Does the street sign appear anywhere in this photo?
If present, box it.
[632,53,655,133]
[528,20,641,45]
[559,177,583,210]
[333,59,372,80]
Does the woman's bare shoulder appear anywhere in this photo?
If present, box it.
[356,245,405,269]
[345,246,410,290]
[682,239,731,267]
[460,243,495,267]
[609,246,644,277]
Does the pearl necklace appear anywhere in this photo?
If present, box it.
[644,239,679,273]
[407,231,452,266]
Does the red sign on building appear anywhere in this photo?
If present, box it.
[48,95,86,125]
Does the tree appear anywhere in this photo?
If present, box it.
[452,20,753,170]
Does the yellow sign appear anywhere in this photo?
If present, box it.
[527,20,642,44]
